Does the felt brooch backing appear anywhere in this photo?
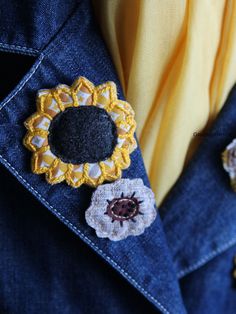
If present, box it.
[24,77,137,188]
[85,178,157,241]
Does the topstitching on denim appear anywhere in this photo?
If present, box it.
[0,153,171,314]
[0,42,40,56]
[0,20,172,314]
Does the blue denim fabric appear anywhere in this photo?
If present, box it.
[0,1,186,314]
[0,0,77,55]
[180,243,236,314]
[1,0,236,313]
[161,85,236,313]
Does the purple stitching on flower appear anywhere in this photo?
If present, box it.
[105,192,143,227]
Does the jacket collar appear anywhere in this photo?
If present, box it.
[161,84,236,278]
[0,0,77,55]
[0,1,186,314]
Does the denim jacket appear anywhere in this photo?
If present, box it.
[0,1,236,314]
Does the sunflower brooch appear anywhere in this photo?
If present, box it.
[24,77,137,188]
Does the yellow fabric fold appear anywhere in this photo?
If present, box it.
[93,0,236,205]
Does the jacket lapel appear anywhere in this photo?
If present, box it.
[0,1,186,313]
[161,84,236,279]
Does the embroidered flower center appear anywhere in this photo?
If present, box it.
[48,106,117,164]
[105,192,143,226]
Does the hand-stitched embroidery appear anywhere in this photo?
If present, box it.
[24,77,137,187]
[222,139,236,191]
[85,178,157,241]
[105,191,143,226]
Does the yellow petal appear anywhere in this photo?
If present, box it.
[108,103,135,124]
[111,100,135,117]
[112,147,131,169]
[84,163,103,186]
[95,81,117,109]
[117,136,137,154]
[127,137,138,153]
[71,77,95,106]
[53,84,74,111]
[88,163,102,178]
[116,120,135,136]
[32,147,56,174]
[37,90,60,118]
[46,159,68,184]
[66,164,85,188]
[100,158,121,180]
[24,113,51,132]
[24,131,48,152]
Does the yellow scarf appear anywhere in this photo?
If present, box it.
[94,0,236,205]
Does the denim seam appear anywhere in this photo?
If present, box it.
[0,42,40,56]
[177,236,236,278]
[0,6,78,112]
[0,53,45,111]
[33,3,81,58]
[0,154,170,314]
[0,3,79,58]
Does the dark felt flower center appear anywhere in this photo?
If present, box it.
[48,106,117,164]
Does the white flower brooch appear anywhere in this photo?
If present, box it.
[85,178,157,241]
